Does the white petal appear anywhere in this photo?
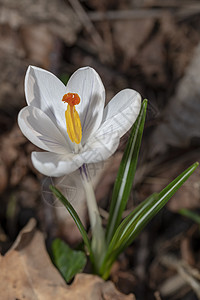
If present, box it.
[66,67,105,145]
[31,152,83,177]
[25,66,68,136]
[102,89,141,138]
[80,131,120,164]
[18,106,70,154]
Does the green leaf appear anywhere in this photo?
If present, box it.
[106,99,147,244]
[52,238,87,282]
[99,193,158,278]
[50,185,94,263]
[100,162,199,279]
[179,208,200,225]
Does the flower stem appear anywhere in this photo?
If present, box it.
[80,165,106,270]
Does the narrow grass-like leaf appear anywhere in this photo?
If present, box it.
[179,208,200,225]
[52,238,87,282]
[50,185,94,263]
[108,193,158,251]
[100,162,199,279]
[99,193,158,278]
[106,99,147,243]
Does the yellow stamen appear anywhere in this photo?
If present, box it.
[62,93,82,144]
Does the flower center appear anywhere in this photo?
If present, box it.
[62,93,82,144]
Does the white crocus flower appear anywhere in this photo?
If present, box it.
[18,66,141,177]
[18,66,141,262]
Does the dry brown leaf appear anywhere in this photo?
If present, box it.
[70,274,135,300]
[0,219,135,300]
[0,219,68,300]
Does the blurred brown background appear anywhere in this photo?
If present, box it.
[0,1,200,299]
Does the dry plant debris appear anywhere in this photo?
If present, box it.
[0,219,135,300]
[160,255,200,299]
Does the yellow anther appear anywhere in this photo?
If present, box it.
[62,93,82,144]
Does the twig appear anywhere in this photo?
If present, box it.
[146,0,200,8]
[99,207,109,220]
[177,6,200,20]
[161,255,200,299]
[67,0,104,49]
[88,7,200,22]
[159,274,187,297]
[88,9,165,22]
[154,291,162,300]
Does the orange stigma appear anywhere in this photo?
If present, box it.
[62,93,80,106]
